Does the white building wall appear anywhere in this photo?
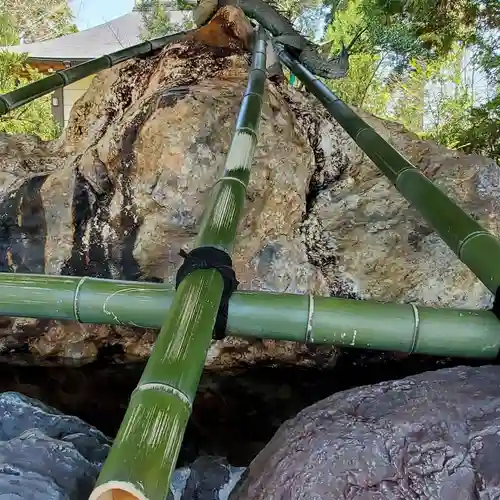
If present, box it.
[63,75,95,125]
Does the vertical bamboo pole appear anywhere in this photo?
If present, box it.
[89,29,267,500]
[277,47,500,296]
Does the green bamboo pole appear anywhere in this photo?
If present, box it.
[0,31,191,117]
[277,47,500,297]
[0,272,499,358]
[89,29,268,500]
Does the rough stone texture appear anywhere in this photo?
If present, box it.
[302,103,500,307]
[232,365,500,500]
[0,391,109,499]
[0,11,332,367]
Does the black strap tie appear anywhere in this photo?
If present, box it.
[492,287,500,321]
[175,247,239,340]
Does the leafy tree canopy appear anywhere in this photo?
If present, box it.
[320,0,499,161]
[0,0,77,43]
[0,0,76,140]
[0,51,60,140]
[138,0,326,39]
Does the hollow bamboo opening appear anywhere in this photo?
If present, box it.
[89,482,147,500]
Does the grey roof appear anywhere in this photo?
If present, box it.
[3,10,192,62]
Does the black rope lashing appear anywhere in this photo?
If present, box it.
[492,287,500,321]
[175,247,239,340]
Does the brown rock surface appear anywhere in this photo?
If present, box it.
[303,107,500,308]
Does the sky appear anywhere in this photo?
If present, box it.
[69,0,136,30]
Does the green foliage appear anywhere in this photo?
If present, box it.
[320,0,499,162]
[325,0,498,73]
[454,95,499,159]
[289,1,327,40]
[0,51,60,140]
[325,0,442,66]
[141,1,175,39]
[328,52,391,115]
[0,0,77,42]
[140,0,325,40]
[268,0,323,22]
[324,0,416,116]
[386,45,499,160]
[0,12,18,45]
[426,89,499,160]
[365,0,477,54]
[138,0,195,40]
[0,54,61,140]
[0,0,75,141]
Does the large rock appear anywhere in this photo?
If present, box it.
[0,11,332,367]
[232,365,500,500]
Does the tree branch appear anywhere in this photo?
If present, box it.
[359,53,385,108]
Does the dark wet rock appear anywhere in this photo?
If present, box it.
[6,363,500,499]
[232,365,500,500]
[170,456,245,500]
[0,391,110,499]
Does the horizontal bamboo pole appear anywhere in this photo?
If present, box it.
[0,273,498,359]
[0,31,191,116]
[277,47,500,297]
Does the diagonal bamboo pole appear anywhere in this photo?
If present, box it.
[0,273,499,359]
[277,46,500,298]
[0,30,192,117]
[89,28,268,500]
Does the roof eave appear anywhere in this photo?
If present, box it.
[26,56,91,65]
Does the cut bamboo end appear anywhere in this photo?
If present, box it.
[89,482,148,500]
